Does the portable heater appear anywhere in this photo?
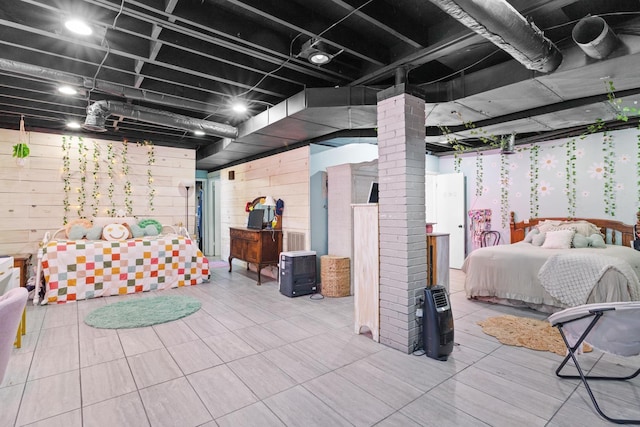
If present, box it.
[422,285,454,361]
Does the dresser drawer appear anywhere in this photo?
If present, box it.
[0,256,14,278]
[230,228,260,242]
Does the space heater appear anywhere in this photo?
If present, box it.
[422,285,454,361]
[279,250,317,297]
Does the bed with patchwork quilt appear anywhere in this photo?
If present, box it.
[34,216,209,305]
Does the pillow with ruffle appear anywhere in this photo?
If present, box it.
[572,233,589,248]
[587,233,606,248]
[64,218,93,239]
[143,224,160,236]
[532,232,546,247]
[535,220,563,234]
[559,220,603,237]
[138,219,163,235]
[86,226,103,240]
[523,228,539,243]
[129,223,145,238]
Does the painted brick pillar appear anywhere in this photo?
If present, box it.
[376,85,427,353]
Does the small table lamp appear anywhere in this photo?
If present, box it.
[263,196,276,228]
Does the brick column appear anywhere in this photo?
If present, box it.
[376,85,427,353]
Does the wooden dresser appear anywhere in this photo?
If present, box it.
[228,227,283,285]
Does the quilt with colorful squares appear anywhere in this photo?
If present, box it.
[41,235,209,303]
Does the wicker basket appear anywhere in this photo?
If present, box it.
[320,255,350,297]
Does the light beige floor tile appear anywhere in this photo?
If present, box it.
[303,371,394,426]
[335,360,423,410]
[227,354,296,399]
[264,385,352,427]
[262,345,331,383]
[152,319,199,347]
[187,365,258,419]
[400,388,490,426]
[28,342,79,380]
[139,377,212,427]
[291,333,371,370]
[181,313,229,338]
[81,358,136,406]
[234,304,280,324]
[546,391,621,427]
[17,370,81,426]
[283,314,332,335]
[453,329,503,354]
[374,412,425,427]
[41,305,78,329]
[216,402,285,427]
[261,318,313,343]
[118,327,164,356]
[0,383,23,427]
[210,309,256,331]
[454,365,565,419]
[79,333,125,368]
[202,331,257,362]
[23,409,82,427]
[0,350,33,388]
[37,324,79,350]
[83,392,150,427]
[128,348,183,389]
[234,325,287,352]
[167,339,223,375]
[428,379,548,427]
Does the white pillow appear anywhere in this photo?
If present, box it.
[542,229,575,249]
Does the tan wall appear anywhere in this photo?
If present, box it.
[220,146,311,267]
[0,129,196,257]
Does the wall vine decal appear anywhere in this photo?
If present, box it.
[77,138,88,218]
[121,140,133,216]
[145,141,156,212]
[91,141,101,218]
[565,138,577,218]
[61,136,71,225]
[500,153,510,228]
[475,151,483,197]
[603,132,616,216]
[107,143,115,217]
[529,145,540,218]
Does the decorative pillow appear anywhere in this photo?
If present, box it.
[86,226,103,240]
[535,220,563,234]
[542,229,575,249]
[523,228,539,243]
[572,233,589,248]
[587,233,606,248]
[92,216,137,228]
[68,225,88,240]
[129,223,145,238]
[64,218,93,238]
[102,223,131,241]
[143,224,160,236]
[532,232,546,247]
[138,219,163,235]
[559,220,603,237]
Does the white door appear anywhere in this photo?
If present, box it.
[434,173,466,269]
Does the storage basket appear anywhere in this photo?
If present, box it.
[320,255,350,297]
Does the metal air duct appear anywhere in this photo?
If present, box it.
[572,16,620,60]
[429,0,562,73]
[84,100,239,139]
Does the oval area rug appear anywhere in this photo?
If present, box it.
[85,294,201,329]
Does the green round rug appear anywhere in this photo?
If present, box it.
[85,295,201,329]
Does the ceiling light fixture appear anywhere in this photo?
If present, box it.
[65,18,93,36]
[298,39,333,65]
[231,102,248,114]
[66,121,81,129]
[58,85,77,95]
[194,130,205,136]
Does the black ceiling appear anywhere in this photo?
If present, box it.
[1,0,639,170]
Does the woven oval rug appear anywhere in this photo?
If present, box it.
[477,315,592,356]
[85,294,201,329]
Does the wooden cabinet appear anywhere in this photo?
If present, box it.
[228,227,282,285]
[427,233,450,291]
[12,253,32,288]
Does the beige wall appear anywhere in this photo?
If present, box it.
[0,129,196,257]
[220,146,311,266]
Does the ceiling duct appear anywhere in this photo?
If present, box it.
[84,100,238,139]
[428,0,562,73]
[572,16,620,60]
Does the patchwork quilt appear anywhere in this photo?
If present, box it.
[41,235,209,303]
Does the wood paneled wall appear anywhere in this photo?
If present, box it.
[0,129,196,257]
[220,146,311,263]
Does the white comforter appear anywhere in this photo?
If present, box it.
[462,242,640,310]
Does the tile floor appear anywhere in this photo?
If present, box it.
[1,265,638,426]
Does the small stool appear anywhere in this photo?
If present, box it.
[320,256,350,297]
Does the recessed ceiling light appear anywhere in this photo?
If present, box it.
[66,121,81,129]
[194,130,205,136]
[65,19,93,36]
[58,85,77,95]
[309,52,332,65]
[232,102,248,114]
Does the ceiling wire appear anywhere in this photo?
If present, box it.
[235,0,375,100]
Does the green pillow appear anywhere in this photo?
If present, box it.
[588,233,606,248]
[86,226,103,240]
[572,233,589,248]
[138,219,163,235]
[68,225,87,240]
[144,224,160,236]
[129,223,145,238]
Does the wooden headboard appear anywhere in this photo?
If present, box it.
[509,212,635,247]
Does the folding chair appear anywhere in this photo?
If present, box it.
[548,302,640,424]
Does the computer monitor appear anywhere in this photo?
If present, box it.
[247,209,265,229]
[367,182,379,203]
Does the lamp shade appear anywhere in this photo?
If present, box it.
[264,195,276,207]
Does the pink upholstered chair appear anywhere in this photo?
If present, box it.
[0,287,28,384]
